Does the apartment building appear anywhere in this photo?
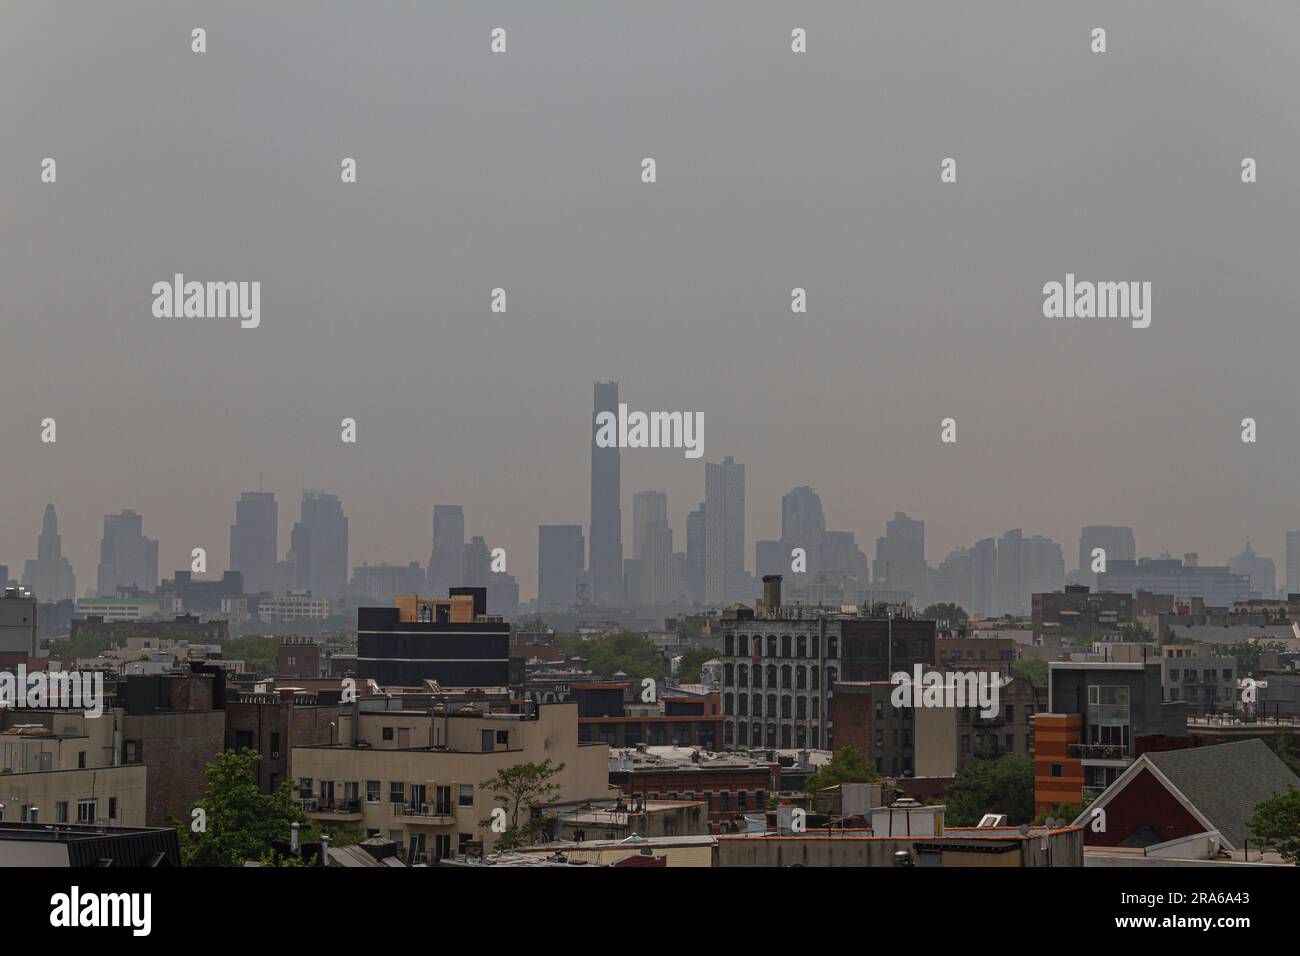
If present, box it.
[0,708,147,828]
[717,576,935,752]
[291,700,608,863]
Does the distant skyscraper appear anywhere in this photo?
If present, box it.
[1228,542,1275,598]
[933,546,973,611]
[874,512,926,605]
[782,486,825,549]
[1287,531,1300,596]
[462,535,491,589]
[96,510,158,596]
[996,529,1063,616]
[632,491,672,605]
[705,456,745,605]
[589,381,623,604]
[290,491,348,602]
[1078,526,1136,587]
[229,491,277,594]
[971,538,996,617]
[686,503,706,604]
[539,525,584,610]
[21,503,76,602]
[428,504,465,595]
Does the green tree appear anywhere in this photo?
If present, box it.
[805,746,880,794]
[1118,621,1154,643]
[1248,786,1300,864]
[479,759,566,851]
[1228,640,1290,679]
[675,648,716,683]
[221,634,279,672]
[1011,656,1048,688]
[944,754,1035,826]
[176,749,307,866]
[921,603,968,624]
[558,632,666,684]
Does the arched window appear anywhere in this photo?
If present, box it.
[766,664,778,687]
[797,635,807,657]
[737,663,749,687]
[766,635,778,658]
[796,666,807,690]
[781,635,792,658]
[781,665,792,689]
[724,663,734,686]
[780,725,792,748]
[752,693,763,716]
[724,635,734,656]
[828,636,839,658]
[723,692,734,715]
[737,694,748,716]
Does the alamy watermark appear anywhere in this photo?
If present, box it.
[890,665,1000,718]
[594,403,703,459]
[152,274,260,328]
[0,666,104,718]
[1042,273,1150,329]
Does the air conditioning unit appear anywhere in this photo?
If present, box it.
[421,803,431,815]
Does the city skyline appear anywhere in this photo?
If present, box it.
[4,2,1300,608]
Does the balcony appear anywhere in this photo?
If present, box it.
[302,798,364,822]
[392,803,455,825]
[1068,744,1129,762]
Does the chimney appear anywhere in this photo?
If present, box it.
[762,575,783,615]
[318,833,330,867]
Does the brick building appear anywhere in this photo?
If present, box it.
[225,687,341,794]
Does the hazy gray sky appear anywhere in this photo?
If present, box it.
[3,1,1299,599]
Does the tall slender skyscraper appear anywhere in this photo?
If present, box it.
[21,503,76,601]
[229,492,277,594]
[705,456,745,605]
[290,491,348,602]
[589,381,623,604]
[96,510,158,596]
[428,505,465,595]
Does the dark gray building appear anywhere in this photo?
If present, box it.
[229,491,277,594]
[589,381,623,605]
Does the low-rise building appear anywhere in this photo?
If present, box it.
[291,700,608,864]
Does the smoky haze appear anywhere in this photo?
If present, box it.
[2,0,1299,600]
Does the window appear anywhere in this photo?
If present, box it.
[434,834,451,860]
[77,799,97,823]
[389,781,404,804]
[298,778,313,799]
[55,802,68,823]
[457,783,475,808]
[124,741,138,764]
[382,727,394,741]
[366,780,380,803]
[108,797,117,819]
[496,730,509,746]
[270,732,281,754]
[1004,704,1014,722]
[458,832,473,855]
[481,730,494,752]
[78,751,86,769]
[1051,764,1062,778]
